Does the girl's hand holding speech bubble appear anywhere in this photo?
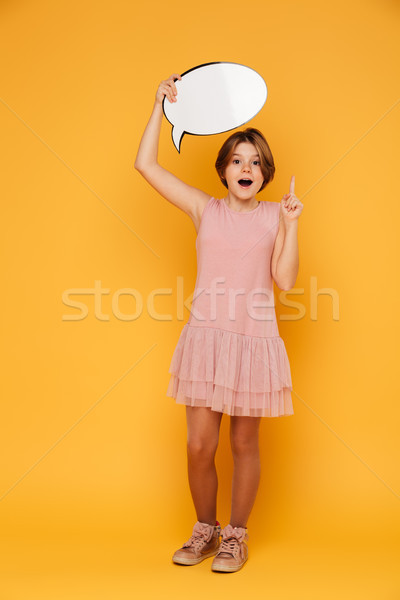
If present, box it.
[156,73,182,106]
[280,176,303,225]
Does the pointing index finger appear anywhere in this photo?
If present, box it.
[289,175,295,195]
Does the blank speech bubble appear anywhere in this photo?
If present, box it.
[162,62,268,153]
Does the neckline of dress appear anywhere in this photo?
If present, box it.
[222,198,261,214]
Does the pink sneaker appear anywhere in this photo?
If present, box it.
[211,523,249,572]
[172,520,221,565]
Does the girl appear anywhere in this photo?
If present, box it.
[134,73,303,573]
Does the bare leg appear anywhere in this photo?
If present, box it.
[185,406,223,525]
[229,415,262,528]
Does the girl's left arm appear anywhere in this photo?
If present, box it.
[271,175,303,291]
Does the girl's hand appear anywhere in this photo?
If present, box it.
[155,73,182,106]
[280,175,303,224]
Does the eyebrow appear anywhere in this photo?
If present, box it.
[232,153,260,158]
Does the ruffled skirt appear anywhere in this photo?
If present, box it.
[166,323,294,417]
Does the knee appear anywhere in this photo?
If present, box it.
[187,437,218,463]
[230,432,259,458]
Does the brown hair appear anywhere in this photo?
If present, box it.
[215,127,275,192]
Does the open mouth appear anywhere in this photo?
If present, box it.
[238,179,253,188]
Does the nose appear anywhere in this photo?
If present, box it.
[242,162,251,172]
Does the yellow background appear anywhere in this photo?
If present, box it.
[0,0,399,597]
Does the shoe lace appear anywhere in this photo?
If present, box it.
[217,525,247,560]
[182,522,216,551]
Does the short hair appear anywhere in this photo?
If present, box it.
[215,128,275,192]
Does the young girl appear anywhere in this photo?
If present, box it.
[134,73,303,573]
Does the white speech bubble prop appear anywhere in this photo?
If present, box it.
[162,62,268,153]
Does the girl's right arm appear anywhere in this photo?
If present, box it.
[134,74,211,229]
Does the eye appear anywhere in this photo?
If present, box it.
[233,159,240,164]
[253,160,260,165]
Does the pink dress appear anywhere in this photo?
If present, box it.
[166,196,294,417]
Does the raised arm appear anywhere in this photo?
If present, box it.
[134,74,211,228]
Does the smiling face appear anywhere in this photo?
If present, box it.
[223,142,264,198]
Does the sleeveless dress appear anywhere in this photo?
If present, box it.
[166,196,294,417]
